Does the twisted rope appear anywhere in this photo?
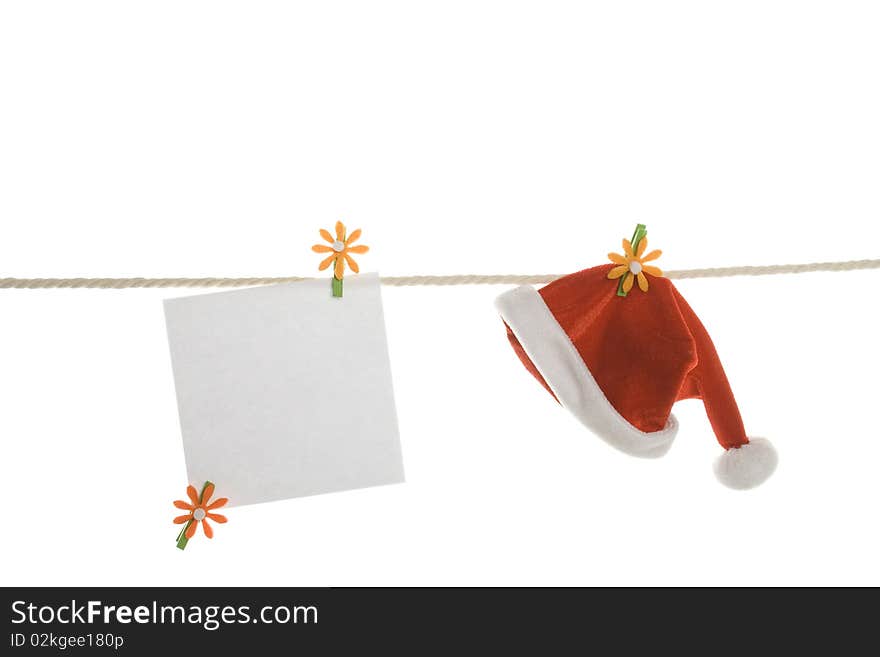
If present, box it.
[0,258,878,289]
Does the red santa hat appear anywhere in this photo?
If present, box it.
[495,227,777,489]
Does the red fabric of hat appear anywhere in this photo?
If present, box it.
[496,243,777,489]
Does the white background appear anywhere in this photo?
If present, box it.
[1,1,878,586]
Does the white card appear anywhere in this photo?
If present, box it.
[164,273,404,507]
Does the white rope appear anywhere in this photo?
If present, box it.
[0,258,878,289]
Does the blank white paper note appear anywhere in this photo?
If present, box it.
[164,273,404,507]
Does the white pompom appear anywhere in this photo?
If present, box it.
[713,438,778,490]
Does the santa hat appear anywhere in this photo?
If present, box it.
[495,227,777,489]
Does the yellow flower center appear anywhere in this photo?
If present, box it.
[193,508,207,521]
[629,260,642,275]
[332,240,345,253]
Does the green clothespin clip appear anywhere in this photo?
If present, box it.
[312,221,369,298]
[617,223,647,298]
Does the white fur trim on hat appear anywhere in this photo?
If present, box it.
[713,438,778,490]
[496,285,677,459]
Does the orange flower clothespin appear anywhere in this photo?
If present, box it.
[607,223,663,296]
[311,221,369,297]
[173,481,228,550]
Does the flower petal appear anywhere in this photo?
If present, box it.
[206,497,228,510]
[174,500,194,510]
[185,520,197,539]
[318,254,336,271]
[207,513,228,523]
[643,265,663,277]
[319,229,334,244]
[343,253,359,273]
[346,228,361,245]
[637,271,649,291]
[186,485,199,506]
[202,519,214,538]
[174,514,193,524]
[607,265,629,280]
[347,245,369,254]
[200,483,215,505]
[335,221,345,241]
[623,239,633,257]
[622,272,634,293]
[334,256,345,279]
[641,249,662,263]
[608,252,627,265]
[636,237,648,258]
[312,244,334,253]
